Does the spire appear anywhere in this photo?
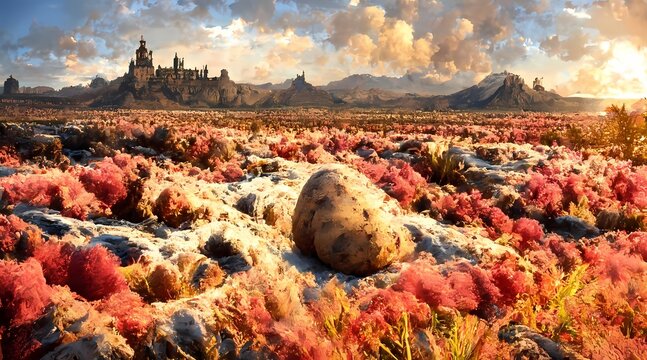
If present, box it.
[141,35,144,41]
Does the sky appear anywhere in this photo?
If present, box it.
[0,0,646,98]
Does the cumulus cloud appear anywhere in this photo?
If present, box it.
[1,0,646,98]
[328,6,386,47]
[230,0,276,27]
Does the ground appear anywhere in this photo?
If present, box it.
[0,107,645,359]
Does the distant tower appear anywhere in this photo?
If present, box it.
[220,69,230,82]
[131,35,155,88]
[173,53,179,73]
[292,71,307,90]
[533,77,545,92]
[204,65,208,79]
[3,75,19,95]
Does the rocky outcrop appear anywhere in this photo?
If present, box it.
[262,73,335,107]
[429,71,601,112]
[292,165,412,275]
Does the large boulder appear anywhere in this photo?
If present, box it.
[292,165,412,275]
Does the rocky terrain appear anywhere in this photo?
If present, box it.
[0,107,644,359]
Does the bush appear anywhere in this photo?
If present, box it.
[79,160,128,208]
[153,186,197,228]
[33,241,74,285]
[354,159,426,207]
[68,245,128,301]
[512,218,544,251]
[0,214,43,259]
[96,290,153,345]
[147,263,183,301]
[0,170,104,220]
[0,259,52,326]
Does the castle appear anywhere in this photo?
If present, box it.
[125,36,227,90]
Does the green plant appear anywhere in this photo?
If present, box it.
[444,314,486,360]
[418,142,466,186]
[548,264,589,337]
[379,312,418,360]
[606,104,645,160]
[568,196,596,225]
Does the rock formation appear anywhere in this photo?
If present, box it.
[262,71,335,107]
[89,76,108,89]
[292,165,411,275]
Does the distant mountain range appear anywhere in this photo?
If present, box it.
[321,74,459,95]
[3,71,610,112]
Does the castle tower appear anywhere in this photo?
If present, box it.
[135,35,153,67]
[533,77,545,92]
[131,35,155,88]
[3,75,19,95]
[173,53,179,73]
[204,65,208,79]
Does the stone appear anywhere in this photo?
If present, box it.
[550,215,600,240]
[41,334,134,360]
[292,165,411,276]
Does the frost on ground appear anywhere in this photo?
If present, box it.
[0,108,645,359]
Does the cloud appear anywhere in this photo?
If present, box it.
[0,0,645,98]
[328,6,386,47]
[230,0,276,27]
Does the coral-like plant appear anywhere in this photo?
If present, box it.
[154,186,196,227]
[0,170,105,220]
[68,245,128,301]
[79,159,128,208]
[0,259,52,326]
[96,290,154,345]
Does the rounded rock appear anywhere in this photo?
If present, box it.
[292,165,410,275]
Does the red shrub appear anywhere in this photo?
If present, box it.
[323,132,359,154]
[446,270,480,311]
[481,207,514,238]
[395,262,455,309]
[270,138,302,161]
[0,259,53,326]
[490,257,529,306]
[354,158,425,207]
[465,264,503,314]
[628,232,647,261]
[360,288,431,328]
[0,214,43,258]
[524,173,563,216]
[0,171,104,220]
[595,250,647,284]
[79,160,128,208]
[396,260,505,317]
[614,168,647,209]
[547,235,581,272]
[381,160,426,207]
[33,241,74,286]
[512,218,544,251]
[0,145,21,167]
[435,191,513,239]
[96,290,154,345]
[352,159,387,184]
[68,245,128,301]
